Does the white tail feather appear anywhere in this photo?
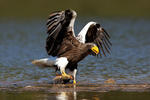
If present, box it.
[32,58,55,67]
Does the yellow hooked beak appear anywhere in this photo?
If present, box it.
[91,46,99,54]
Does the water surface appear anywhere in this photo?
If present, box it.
[1,90,150,100]
[0,18,150,87]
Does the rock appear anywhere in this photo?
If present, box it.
[53,75,73,84]
[104,79,116,84]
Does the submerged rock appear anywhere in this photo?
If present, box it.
[104,79,116,84]
[1,84,150,92]
[53,75,73,84]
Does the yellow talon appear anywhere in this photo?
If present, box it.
[62,70,72,79]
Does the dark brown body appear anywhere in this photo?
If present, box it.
[45,9,111,72]
[57,30,92,70]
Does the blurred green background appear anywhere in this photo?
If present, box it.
[0,0,150,19]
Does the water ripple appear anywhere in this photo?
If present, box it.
[0,18,150,86]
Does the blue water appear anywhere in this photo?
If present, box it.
[0,18,150,87]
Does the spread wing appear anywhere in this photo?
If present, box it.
[46,10,74,57]
[77,22,112,57]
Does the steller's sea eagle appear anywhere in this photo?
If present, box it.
[32,9,111,84]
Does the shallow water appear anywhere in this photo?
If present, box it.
[1,91,150,100]
[0,18,150,87]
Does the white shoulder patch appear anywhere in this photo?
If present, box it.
[77,21,96,43]
[54,57,68,70]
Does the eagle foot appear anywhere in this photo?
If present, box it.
[62,72,73,80]
[53,74,73,84]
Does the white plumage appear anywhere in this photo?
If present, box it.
[77,22,96,43]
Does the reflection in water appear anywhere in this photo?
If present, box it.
[56,92,68,100]
[1,85,150,100]
[56,85,77,100]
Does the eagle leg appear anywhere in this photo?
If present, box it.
[72,69,77,84]
[55,57,73,82]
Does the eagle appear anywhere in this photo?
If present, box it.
[32,9,111,84]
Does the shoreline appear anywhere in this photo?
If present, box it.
[0,83,150,92]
